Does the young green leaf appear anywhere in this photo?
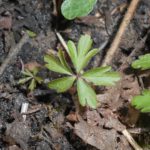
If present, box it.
[44,54,72,75]
[34,76,43,84]
[77,48,99,72]
[19,66,42,91]
[58,49,72,73]
[61,0,97,20]
[22,69,33,77]
[77,34,93,57]
[83,67,120,86]
[132,54,150,70]
[18,77,32,84]
[28,79,36,91]
[48,76,76,93]
[77,78,97,108]
[26,30,37,38]
[67,41,78,68]
[83,66,112,76]
[131,90,150,113]
[76,34,94,72]
[32,67,40,76]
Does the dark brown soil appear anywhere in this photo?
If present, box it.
[0,0,150,150]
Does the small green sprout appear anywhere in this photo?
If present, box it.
[61,0,97,20]
[19,64,43,91]
[26,30,37,38]
[131,53,150,112]
[44,35,120,108]
[131,90,150,113]
[132,54,150,70]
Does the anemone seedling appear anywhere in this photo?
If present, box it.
[131,54,150,112]
[44,35,120,108]
[19,65,43,91]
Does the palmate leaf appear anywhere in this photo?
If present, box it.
[83,66,120,86]
[44,34,120,109]
[66,35,98,73]
[77,78,97,108]
[61,0,97,20]
[76,35,96,72]
[19,68,43,91]
[77,48,99,72]
[48,76,76,93]
[78,34,93,58]
[132,54,150,70]
[44,54,72,75]
[131,90,150,112]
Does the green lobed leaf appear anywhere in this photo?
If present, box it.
[77,48,99,72]
[61,0,97,20]
[67,41,78,68]
[77,34,93,58]
[44,54,72,75]
[77,78,97,108]
[76,34,94,73]
[131,90,150,113]
[132,54,150,70]
[83,66,120,86]
[58,49,72,73]
[48,76,76,93]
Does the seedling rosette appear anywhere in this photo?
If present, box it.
[44,35,120,108]
[19,63,43,91]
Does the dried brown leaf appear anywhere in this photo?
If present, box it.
[0,16,12,30]
[66,112,78,122]
[74,118,130,150]
[86,109,101,126]
[24,61,42,71]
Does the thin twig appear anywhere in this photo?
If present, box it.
[0,33,29,76]
[122,129,143,150]
[22,105,42,115]
[102,0,140,66]
[55,31,68,51]
[21,102,29,121]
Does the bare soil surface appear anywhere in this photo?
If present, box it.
[0,0,150,150]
